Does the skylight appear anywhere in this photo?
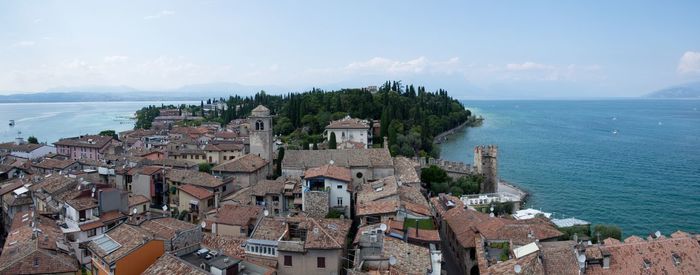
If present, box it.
[93,234,121,254]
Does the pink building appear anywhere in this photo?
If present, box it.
[54,135,116,160]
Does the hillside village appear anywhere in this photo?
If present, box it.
[0,104,699,275]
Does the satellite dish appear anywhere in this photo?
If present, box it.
[379,223,388,232]
[201,221,207,228]
[132,208,138,215]
[263,210,269,217]
[514,264,522,273]
[91,187,96,193]
[388,256,397,266]
[162,205,168,211]
[329,160,334,165]
[655,231,661,238]
[578,254,586,264]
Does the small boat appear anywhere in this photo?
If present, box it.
[658,122,663,126]
[8,120,14,127]
[612,129,619,134]
[612,117,617,121]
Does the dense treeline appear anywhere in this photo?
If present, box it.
[134,81,473,157]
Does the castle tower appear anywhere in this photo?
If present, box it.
[474,145,498,193]
[249,105,274,163]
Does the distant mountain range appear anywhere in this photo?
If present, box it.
[0,82,289,103]
[646,81,700,99]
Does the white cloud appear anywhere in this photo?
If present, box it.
[505,62,553,71]
[341,56,461,75]
[144,10,176,20]
[12,41,36,47]
[103,55,129,63]
[677,51,700,74]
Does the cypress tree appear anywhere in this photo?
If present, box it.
[329,132,337,149]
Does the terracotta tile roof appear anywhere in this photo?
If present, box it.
[221,186,252,205]
[406,228,441,243]
[128,194,151,207]
[325,117,370,129]
[302,218,352,250]
[66,196,97,211]
[402,201,432,216]
[304,164,352,182]
[357,200,400,216]
[0,211,79,274]
[32,158,76,170]
[29,174,77,194]
[250,217,288,241]
[282,148,394,169]
[393,156,421,183]
[213,204,262,226]
[140,217,198,240]
[250,179,285,196]
[87,223,156,264]
[252,217,351,250]
[0,142,44,153]
[586,234,700,275]
[213,154,269,173]
[0,178,27,196]
[539,240,580,275]
[382,237,431,275]
[179,184,214,200]
[167,169,223,188]
[147,158,199,169]
[54,134,113,149]
[202,233,247,259]
[357,176,399,203]
[138,165,166,175]
[429,194,464,217]
[143,253,208,275]
[204,142,244,151]
[444,207,562,249]
[398,185,429,207]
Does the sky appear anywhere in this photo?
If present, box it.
[1,1,700,99]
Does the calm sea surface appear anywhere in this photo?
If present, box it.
[1,100,698,236]
[0,101,195,143]
[441,99,700,236]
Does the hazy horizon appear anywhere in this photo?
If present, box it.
[2,1,700,98]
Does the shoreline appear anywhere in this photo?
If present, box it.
[433,117,482,144]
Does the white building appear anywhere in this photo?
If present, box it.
[323,116,371,149]
[302,164,352,217]
[0,138,56,160]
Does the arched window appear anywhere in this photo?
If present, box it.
[256,120,264,130]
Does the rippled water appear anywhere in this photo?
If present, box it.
[0,101,194,143]
[441,100,700,236]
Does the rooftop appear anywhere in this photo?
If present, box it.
[282,148,393,169]
[179,184,214,200]
[143,251,209,275]
[140,217,199,240]
[304,164,352,182]
[32,158,77,170]
[212,204,262,226]
[167,169,224,188]
[213,154,269,173]
[54,134,113,149]
[87,223,155,264]
[325,116,370,129]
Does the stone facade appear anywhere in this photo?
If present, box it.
[249,105,274,163]
[474,145,498,193]
[303,191,329,218]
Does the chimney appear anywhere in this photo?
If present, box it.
[383,136,388,148]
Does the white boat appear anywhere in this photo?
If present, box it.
[8,120,14,127]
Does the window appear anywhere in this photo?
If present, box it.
[356,172,363,179]
[33,257,39,267]
[317,257,326,268]
[337,197,343,206]
[337,185,343,189]
[208,198,215,207]
[222,185,227,192]
[87,228,97,237]
[284,255,293,266]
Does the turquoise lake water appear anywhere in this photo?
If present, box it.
[441,100,700,236]
[0,101,194,144]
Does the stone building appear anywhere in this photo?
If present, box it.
[474,145,498,193]
[282,148,395,186]
[139,217,202,253]
[249,105,274,163]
